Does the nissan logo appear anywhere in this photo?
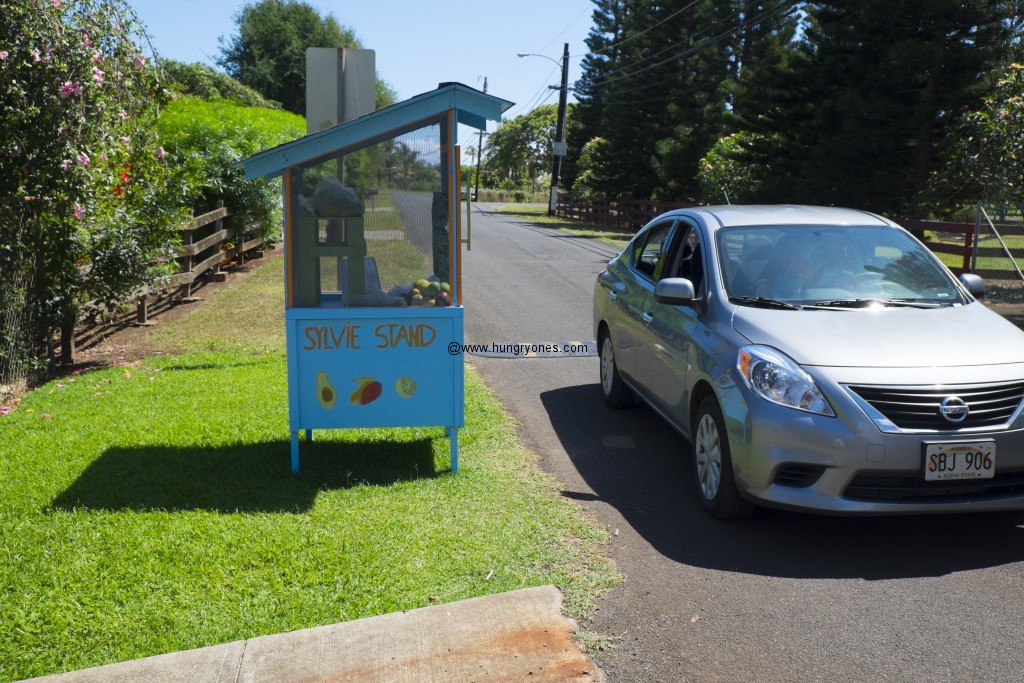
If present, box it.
[939,396,970,423]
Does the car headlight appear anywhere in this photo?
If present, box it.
[737,345,835,416]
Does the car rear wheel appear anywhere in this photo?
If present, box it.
[599,331,634,408]
[694,396,754,519]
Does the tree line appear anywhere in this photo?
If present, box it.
[484,1,1024,215]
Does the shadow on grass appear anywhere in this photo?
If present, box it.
[50,438,439,514]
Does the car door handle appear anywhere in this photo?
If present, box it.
[642,312,654,326]
[609,290,618,301]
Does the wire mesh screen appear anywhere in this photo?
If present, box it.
[294,122,454,308]
[975,202,1024,303]
[0,209,44,387]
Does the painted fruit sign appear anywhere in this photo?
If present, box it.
[286,308,464,430]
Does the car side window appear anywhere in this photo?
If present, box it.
[632,222,675,281]
[671,224,705,297]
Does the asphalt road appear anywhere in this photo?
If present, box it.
[462,204,1024,683]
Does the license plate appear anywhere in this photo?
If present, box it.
[923,441,996,481]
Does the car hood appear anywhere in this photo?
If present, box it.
[731,302,1024,368]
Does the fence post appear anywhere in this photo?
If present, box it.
[180,210,194,300]
[60,303,75,365]
[962,218,974,274]
[136,294,148,325]
[972,201,981,273]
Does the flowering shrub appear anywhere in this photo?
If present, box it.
[696,131,767,205]
[0,0,186,379]
[932,63,1024,207]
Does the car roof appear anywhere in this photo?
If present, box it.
[666,204,894,230]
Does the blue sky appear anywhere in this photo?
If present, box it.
[129,0,596,125]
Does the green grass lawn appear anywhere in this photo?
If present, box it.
[492,204,636,248]
[0,258,618,681]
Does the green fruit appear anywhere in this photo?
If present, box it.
[422,282,441,298]
[440,282,451,293]
[415,278,430,290]
[396,377,417,398]
[315,371,337,409]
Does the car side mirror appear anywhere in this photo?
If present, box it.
[654,277,696,305]
[960,273,986,299]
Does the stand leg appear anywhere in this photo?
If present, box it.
[305,428,313,442]
[290,432,300,474]
[447,426,458,473]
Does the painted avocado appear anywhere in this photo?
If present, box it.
[316,371,337,409]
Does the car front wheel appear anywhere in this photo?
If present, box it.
[693,395,754,519]
[599,330,634,408]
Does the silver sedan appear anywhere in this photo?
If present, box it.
[594,205,1024,518]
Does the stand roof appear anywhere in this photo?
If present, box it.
[234,83,512,181]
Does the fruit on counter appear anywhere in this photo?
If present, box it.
[350,376,383,405]
[316,371,337,409]
[406,279,452,305]
[395,376,417,398]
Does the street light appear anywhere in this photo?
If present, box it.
[517,43,569,216]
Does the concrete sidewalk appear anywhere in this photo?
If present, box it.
[22,586,603,682]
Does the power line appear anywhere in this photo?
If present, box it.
[577,0,703,58]
[587,1,796,88]
[503,61,560,118]
[581,0,773,84]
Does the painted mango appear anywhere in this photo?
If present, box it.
[349,376,383,405]
[315,371,337,409]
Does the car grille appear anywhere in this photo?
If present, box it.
[845,381,1024,431]
[844,469,1024,503]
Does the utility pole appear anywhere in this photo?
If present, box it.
[474,77,487,201]
[548,43,569,217]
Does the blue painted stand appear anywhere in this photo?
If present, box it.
[285,306,465,474]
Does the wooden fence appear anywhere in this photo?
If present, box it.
[900,219,974,275]
[556,197,696,231]
[60,201,268,363]
[555,197,1024,281]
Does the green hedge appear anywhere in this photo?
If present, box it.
[157,96,305,240]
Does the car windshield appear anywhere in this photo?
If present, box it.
[717,225,965,307]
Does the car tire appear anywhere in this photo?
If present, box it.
[599,330,634,408]
[693,395,754,520]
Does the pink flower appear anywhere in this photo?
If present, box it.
[0,51,8,61]
[154,146,165,159]
[83,33,92,47]
[60,159,72,170]
[90,50,104,64]
[121,136,131,149]
[32,48,41,63]
[59,81,81,98]
[118,109,129,121]
[52,0,61,8]
[133,54,146,68]
[92,67,104,85]
[76,152,89,166]
[171,92,178,100]
[72,204,85,220]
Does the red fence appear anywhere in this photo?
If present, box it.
[556,197,994,277]
[556,197,696,231]
[900,219,974,275]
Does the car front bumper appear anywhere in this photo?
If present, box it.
[723,365,1024,516]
